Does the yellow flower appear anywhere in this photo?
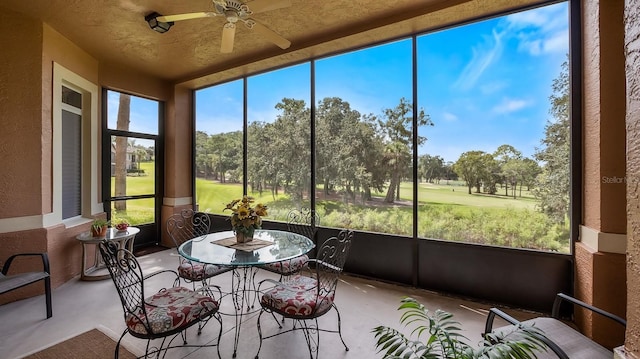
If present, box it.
[224,199,240,211]
[255,203,268,217]
[241,196,254,204]
[237,206,250,219]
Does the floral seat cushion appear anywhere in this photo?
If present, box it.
[178,261,228,281]
[126,286,218,336]
[260,275,333,317]
[262,255,309,275]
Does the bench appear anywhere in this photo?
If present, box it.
[0,252,52,318]
[484,293,626,359]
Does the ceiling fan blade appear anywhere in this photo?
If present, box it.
[156,12,218,22]
[251,20,291,49]
[248,0,292,14]
[221,23,236,53]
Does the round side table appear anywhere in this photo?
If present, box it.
[76,227,140,281]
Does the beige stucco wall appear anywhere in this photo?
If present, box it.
[0,8,44,219]
[0,7,181,304]
[42,24,100,214]
[0,8,102,301]
[161,85,194,247]
[625,0,640,356]
[582,0,627,233]
[100,61,173,102]
[577,0,628,348]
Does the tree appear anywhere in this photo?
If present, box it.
[480,153,500,195]
[493,144,522,196]
[356,114,386,201]
[316,97,363,199]
[379,98,432,203]
[443,161,457,183]
[520,158,542,192]
[114,93,130,211]
[195,130,214,179]
[418,154,445,183]
[275,99,312,201]
[383,141,411,202]
[454,151,488,194]
[534,59,570,223]
[502,158,525,198]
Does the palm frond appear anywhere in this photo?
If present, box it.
[372,297,548,359]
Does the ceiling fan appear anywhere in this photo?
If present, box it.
[155,0,292,53]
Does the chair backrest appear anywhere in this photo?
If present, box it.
[167,209,211,247]
[286,208,320,240]
[98,241,152,333]
[314,229,353,304]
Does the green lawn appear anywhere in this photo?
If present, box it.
[194,179,569,252]
[416,182,537,209]
[112,173,568,253]
[110,162,156,196]
[109,162,156,225]
[369,181,537,209]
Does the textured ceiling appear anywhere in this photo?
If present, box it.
[0,0,545,89]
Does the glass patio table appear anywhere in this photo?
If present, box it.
[178,229,315,358]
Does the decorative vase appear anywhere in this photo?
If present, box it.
[235,228,254,243]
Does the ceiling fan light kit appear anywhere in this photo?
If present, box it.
[145,12,174,33]
[150,0,292,52]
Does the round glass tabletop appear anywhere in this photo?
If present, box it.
[178,229,315,266]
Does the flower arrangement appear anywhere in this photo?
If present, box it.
[113,218,130,232]
[223,196,268,236]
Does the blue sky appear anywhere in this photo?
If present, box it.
[417,2,569,161]
[107,91,158,148]
[164,2,568,163]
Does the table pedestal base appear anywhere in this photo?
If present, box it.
[76,228,139,281]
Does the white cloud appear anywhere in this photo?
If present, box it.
[506,4,567,32]
[504,3,568,56]
[446,3,567,92]
[480,81,508,95]
[542,29,569,53]
[492,98,530,114]
[453,29,504,91]
[442,112,458,122]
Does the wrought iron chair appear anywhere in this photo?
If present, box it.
[98,240,223,359]
[255,229,353,359]
[167,209,232,288]
[259,208,319,280]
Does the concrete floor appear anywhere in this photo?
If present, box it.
[0,248,537,359]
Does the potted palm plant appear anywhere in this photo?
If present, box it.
[90,219,110,237]
[373,297,549,359]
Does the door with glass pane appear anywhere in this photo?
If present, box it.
[103,90,162,248]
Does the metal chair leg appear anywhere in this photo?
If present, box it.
[333,304,349,351]
[255,310,265,359]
